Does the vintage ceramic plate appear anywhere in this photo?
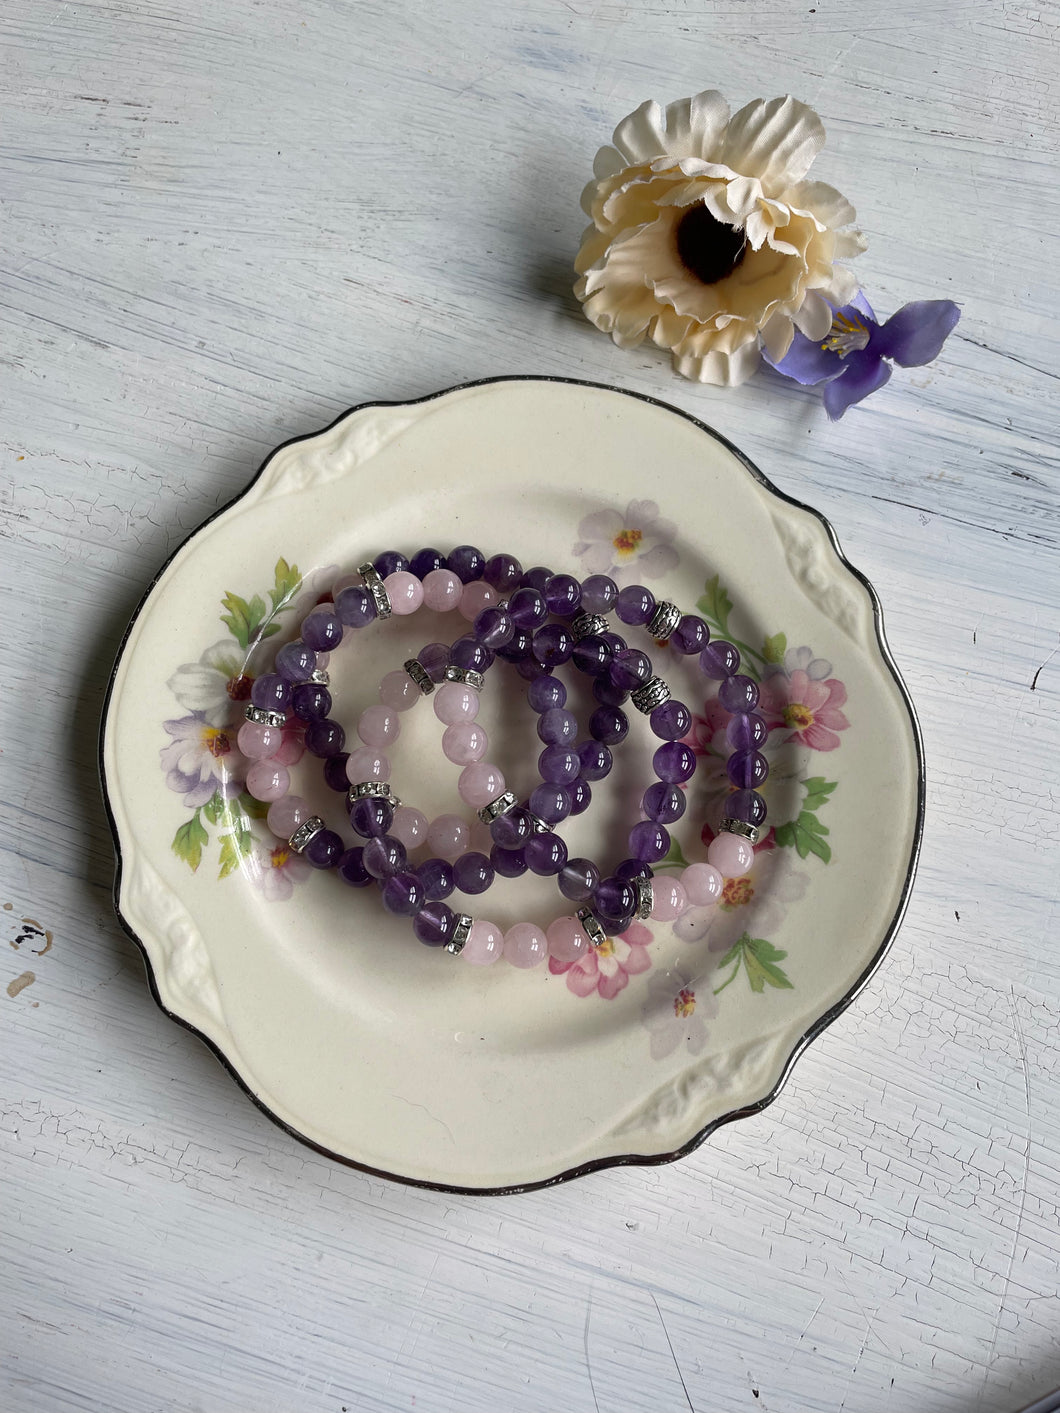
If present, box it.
[102,378,923,1192]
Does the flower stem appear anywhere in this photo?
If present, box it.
[713,960,741,996]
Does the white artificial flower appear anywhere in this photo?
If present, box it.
[574,90,865,386]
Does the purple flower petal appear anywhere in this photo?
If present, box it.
[764,329,841,386]
[873,300,960,367]
[822,351,892,419]
[849,289,876,322]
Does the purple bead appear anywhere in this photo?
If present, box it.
[491,844,528,878]
[450,637,493,673]
[490,807,532,848]
[381,870,426,916]
[335,585,377,628]
[629,820,670,864]
[595,876,635,919]
[650,700,692,741]
[275,640,318,683]
[516,658,546,682]
[569,778,592,815]
[643,782,686,824]
[304,718,346,757]
[726,789,768,826]
[525,831,568,876]
[538,745,580,785]
[484,552,522,591]
[537,708,578,746]
[527,674,566,713]
[571,636,613,677]
[580,574,618,614]
[719,674,760,714]
[700,640,741,679]
[597,909,635,935]
[577,741,613,781]
[301,610,344,652]
[453,852,495,895]
[615,584,656,626]
[303,828,343,870]
[473,607,514,649]
[520,565,553,592]
[609,648,652,691]
[509,587,548,631]
[349,796,393,838]
[291,681,332,721]
[337,847,372,887]
[409,547,445,579]
[544,574,582,617]
[418,642,450,682]
[616,858,653,881]
[251,673,292,712]
[727,749,769,790]
[374,549,409,577]
[671,615,709,655]
[413,902,456,947]
[324,753,351,791]
[495,629,532,663]
[653,741,696,784]
[529,783,572,825]
[363,834,407,879]
[559,858,600,902]
[446,545,485,583]
[532,624,573,668]
[600,631,626,653]
[593,677,628,708]
[416,857,455,900]
[589,706,628,745]
[726,713,768,750]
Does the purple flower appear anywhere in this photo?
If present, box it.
[764,291,960,419]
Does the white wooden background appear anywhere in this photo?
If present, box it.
[2,2,1058,1410]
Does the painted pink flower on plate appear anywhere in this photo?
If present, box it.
[550,920,654,999]
[673,847,809,951]
[248,838,312,901]
[757,667,849,751]
[574,498,678,586]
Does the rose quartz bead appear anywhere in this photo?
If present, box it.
[237,720,282,760]
[358,704,400,747]
[442,721,489,765]
[707,833,755,878]
[650,878,689,921]
[315,652,331,669]
[267,794,310,839]
[384,570,424,616]
[422,567,462,612]
[547,915,590,963]
[390,805,428,850]
[245,760,290,802]
[433,682,479,724]
[379,669,419,712]
[427,813,470,861]
[462,919,503,965]
[271,728,305,766]
[469,818,495,855]
[459,580,497,622]
[504,923,548,969]
[682,862,724,906]
[458,761,505,810]
[345,746,391,783]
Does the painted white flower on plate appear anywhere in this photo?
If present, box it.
[168,640,251,728]
[574,498,678,585]
[641,966,717,1061]
[574,89,865,385]
[673,847,810,951]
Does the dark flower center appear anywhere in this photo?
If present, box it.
[676,204,747,285]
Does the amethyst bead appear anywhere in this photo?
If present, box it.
[275,640,317,683]
[418,642,451,682]
[726,789,768,826]
[251,673,292,713]
[572,635,613,677]
[409,547,445,578]
[726,713,769,750]
[538,745,580,785]
[671,614,709,655]
[593,677,629,708]
[589,705,629,745]
[537,708,578,746]
[719,674,761,714]
[491,844,528,878]
[609,647,652,691]
[495,629,532,663]
[473,606,514,649]
[509,587,548,631]
[700,640,741,679]
[484,552,522,591]
[532,623,573,668]
[577,741,613,781]
[453,852,494,896]
[304,718,346,757]
[653,741,696,784]
[374,549,409,577]
[643,782,686,824]
[544,574,582,617]
[580,574,618,614]
[559,857,601,902]
[597,909,635,935]
[349,796,393,838]
[291,681,332,721]
[335,585,377,628]
[525,831,568,876]
[450,637,493,673]
[303,828,343,870]
[615,584,656,626]
[490,807,533,848]
[417,857,456,900]
[301,609,344,652]
[446,545,485,583]
[413,902,457,947]
[520,565,554,592]
[600,631,626,654]
[616,858,653,881]
[527,674,566,712]
[727,749,769,790]
[324,753,351,791]
[649,700,692,740]
[516,658,546,682]
[337,847,372,887]
[569,779,592,815]
[529,783,572,825]
[381,870,426,916]
[629,820,670,864]
[595,875,636,920]
[363,834,407,879]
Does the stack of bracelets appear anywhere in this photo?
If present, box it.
[235,546,769,970]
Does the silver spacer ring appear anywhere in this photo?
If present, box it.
[308,667,330,686]
[357,561,392,620]
[525,812,551,834]
[478,790,518,825]
[630,675,672,713]
[444,665,485,690]
[404,658,435,695]
[244,704,287,728]
[634,876,654,920]
[647,600,682,642]
[347,781,400,808]
[446,913,474,955]
[576,908,608,949]
[720,817,761,847]
[571,612,609,641]
[288,817,325,853]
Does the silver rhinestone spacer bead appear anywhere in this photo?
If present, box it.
[634,877,654,920]
[576,908,608,949]
[288,817,325,853]
[445,914,474,955]
[244,704,287,727]
[525,812,551,834]
[308,667,330,686]
[571,612,609,641]
[444,665,485,690]
[647,600,682,642]
[357,561,392,620]
[630,676,672,713]
[404,658,435,695]
[478,790,518,825]
[347,781,400,808]
[720,817,761,847]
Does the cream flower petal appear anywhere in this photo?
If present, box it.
[784,179,857,230]
[672,337,761,386]
[760,310,797,362]
[718,96,826,188]
[792,289,833,340]
[834,228,869,260]
[611,90,731,166]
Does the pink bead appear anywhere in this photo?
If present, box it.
[458,761,505,810]
[706,833,755,878]
[682,863,724,906]
[547,915,590,963]
[271,727,305,766]
[459,581,497,622]
[384,570,424,616]
[379,669,419,712]
[433,682,479,724]
[422,567,462,612]
[237,720,282,760]
[469,819,494,855]
[442,721,488,765]
[315,652,331,669]
[427,813,469,861]
[358,704,400,747]
[245,760,290,802]
[267,794,309,839]
[650,878,689,921]
[462,920,503,965]
[345,746,391,783]
[504,923,548,969]
[390,806,428,850]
